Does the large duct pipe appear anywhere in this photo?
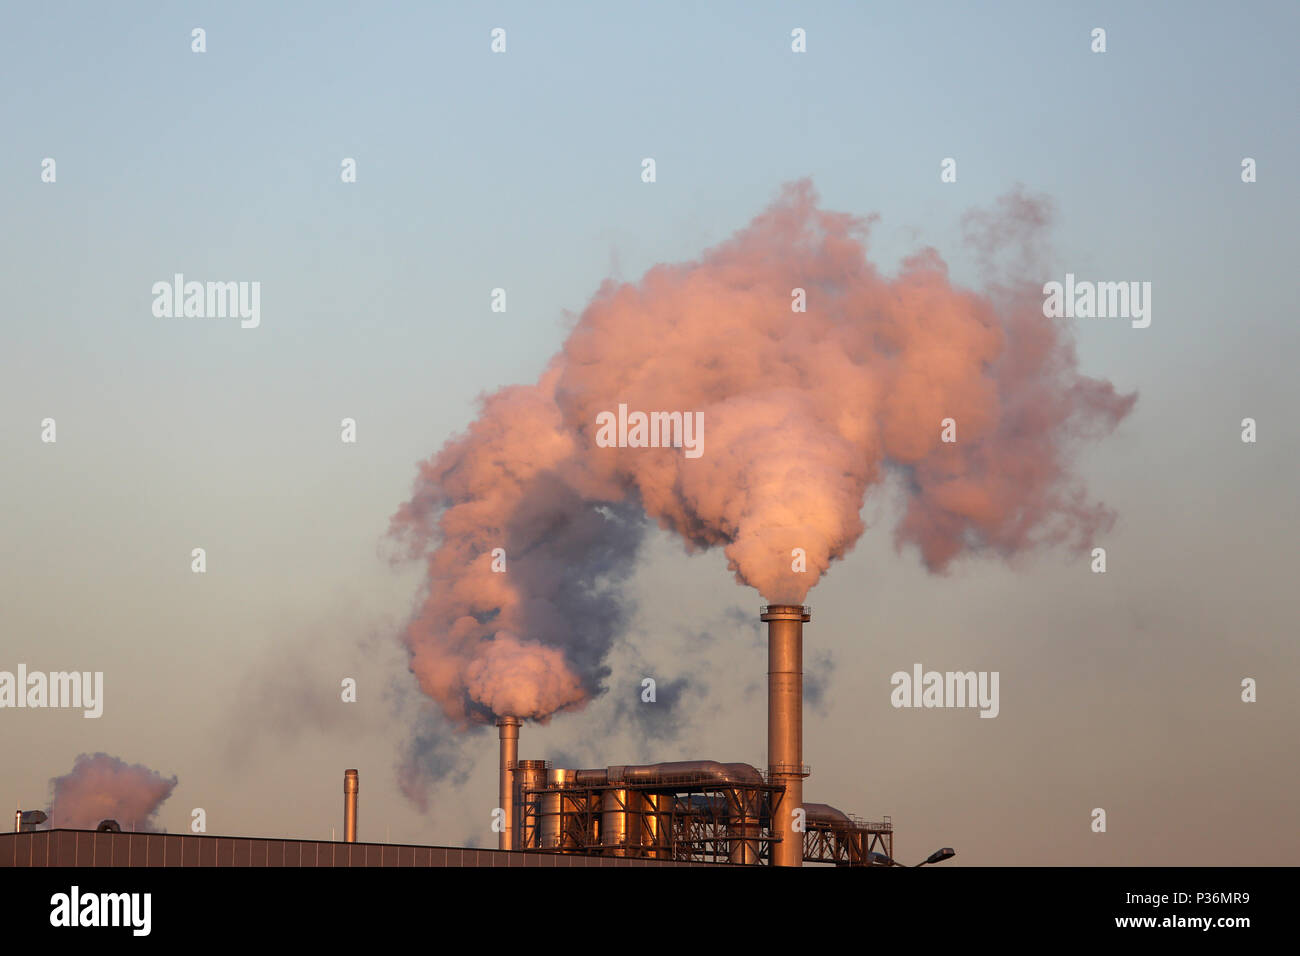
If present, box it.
[343,769,359,843]
[496,717,520,850]
[762,604,810,867]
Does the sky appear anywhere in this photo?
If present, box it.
[1,1,1296,864]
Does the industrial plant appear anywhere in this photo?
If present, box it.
[492,605,895,867]
[5,604,923,869]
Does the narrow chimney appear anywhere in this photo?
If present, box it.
[496,717,520,850]
[762,604,810,867]
[343,769,359,843]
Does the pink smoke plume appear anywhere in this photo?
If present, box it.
[390,180,1135,731]
[47,753,178,831]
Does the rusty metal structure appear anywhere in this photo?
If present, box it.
[802,804,894,866]
[500,605,894,866]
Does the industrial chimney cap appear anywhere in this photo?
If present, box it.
[759,604,811,622]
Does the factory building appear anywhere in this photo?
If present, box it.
[0,829,691,867]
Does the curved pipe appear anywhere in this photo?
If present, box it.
[576,760,765,788]
[803,802,851,825]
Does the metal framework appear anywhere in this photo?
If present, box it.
[521,774,783,864]
[519,774,893,867]
[803,814,894,866]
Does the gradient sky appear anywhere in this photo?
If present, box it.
[2,1,1296,864]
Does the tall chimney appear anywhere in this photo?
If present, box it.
[762,604,810,867]
[496,717,520,850]
[343,769,359,843]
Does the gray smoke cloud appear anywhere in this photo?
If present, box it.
[613,673,698,743]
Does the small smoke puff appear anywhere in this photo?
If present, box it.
[47,753,178,831]
[462,633,586,720]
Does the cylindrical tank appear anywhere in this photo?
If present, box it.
[602,788,642,856]
[343,769,359,843]
[513,760,548,849]
[540,768,576,850]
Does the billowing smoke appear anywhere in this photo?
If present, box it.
[391,180,1135,734]
[47,753,178,831]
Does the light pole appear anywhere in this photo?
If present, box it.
[870,847,955,867]
[915,847,956,866]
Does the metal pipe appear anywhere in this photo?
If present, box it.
[343,769,359,843]
[616,760,765,786]
[496,717,520,850]
[573,768,608,787]
[762,604,810,867]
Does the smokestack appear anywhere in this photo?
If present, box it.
[762,604,810,868]
[343,769,359,843]
[496,717,520,850]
